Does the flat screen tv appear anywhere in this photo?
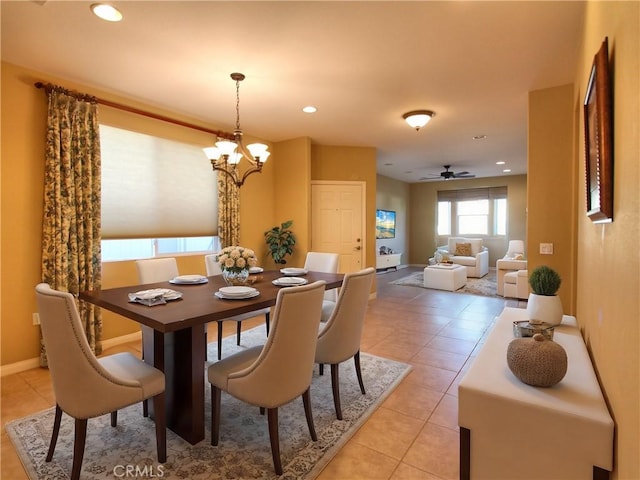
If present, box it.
[376,209,396,239]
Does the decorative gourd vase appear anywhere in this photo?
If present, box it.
[507,333,568,387]
[222,269,250,286]
[526,293,563,326]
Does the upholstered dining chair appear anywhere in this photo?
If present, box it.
[135,257,180,415]
[35,283,166,480]
[315,267,375,420]
[207,280,326,475]
[204,254,271,360]
[303,251,340,321]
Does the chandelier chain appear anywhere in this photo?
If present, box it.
[235,78,241,132]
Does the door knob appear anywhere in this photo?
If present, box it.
[355,246,361,251]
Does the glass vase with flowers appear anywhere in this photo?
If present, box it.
[215,246,258,286]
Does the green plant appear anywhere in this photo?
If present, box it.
[264,220,296,265]
[528,265,561,296]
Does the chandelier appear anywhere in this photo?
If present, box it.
[204,73,270,187]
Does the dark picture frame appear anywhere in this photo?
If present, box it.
[375,209,396,239]
[583,37,613,223]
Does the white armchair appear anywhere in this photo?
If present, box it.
[436,237,489,278]
[496,240,527,296]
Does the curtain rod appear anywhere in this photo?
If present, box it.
[34,81,234,140]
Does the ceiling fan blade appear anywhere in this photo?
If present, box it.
[453,173,475,178]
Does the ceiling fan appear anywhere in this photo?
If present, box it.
[421,165,476,181]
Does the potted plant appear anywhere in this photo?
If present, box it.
[264,220,296,265]
[526,265,563,326]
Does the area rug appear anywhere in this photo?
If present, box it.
[392,268,498,297]
[6,326,410,480]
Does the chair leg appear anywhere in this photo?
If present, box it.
[46,404,63,462]
[319,363,324,376]
[142,399,149,417]
[71,418,88,480]
[217,322,223,361]
[265,312,270,336]
[354,351,366,395]
[110,411,117,427]
[302,388,317,441]
[152,392,166,463]
[330,363,342,420]
[211,385,221,446]
[236,321,242,346]
[267,408,283,475]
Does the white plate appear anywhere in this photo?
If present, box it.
[272,277,308,287]
[218,286,257,297]
[249,266,264,274]
[280,268,308,276]
[131,288,183,301]
[214,290,260,300]
[170,275,208,284]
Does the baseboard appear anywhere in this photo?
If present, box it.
[0,331,142,377]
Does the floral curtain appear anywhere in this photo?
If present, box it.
[40,87,102,366]
[217,169,240,247]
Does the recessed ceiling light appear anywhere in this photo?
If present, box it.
[496,161,505,165]
[302,106,317,113]
[503,169,512,173]
[473,135,487,140]
[91,3,123,22]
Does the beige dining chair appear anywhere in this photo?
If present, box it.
[35,283,166,480]
[315,267,375,420]
[205,254,271,360]
[135,257,180,415]
[208,280,327,475]
[303,251,340,321]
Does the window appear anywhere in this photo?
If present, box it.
[100,125,219,261]
[437,187,507,237]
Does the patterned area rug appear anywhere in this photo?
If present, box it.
[392,268,499,297]
[6,326,410,480]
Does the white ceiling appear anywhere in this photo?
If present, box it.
[1,1,585,183]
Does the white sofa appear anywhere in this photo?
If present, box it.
[436,237,489,278]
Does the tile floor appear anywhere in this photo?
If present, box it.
[1,267,524,479]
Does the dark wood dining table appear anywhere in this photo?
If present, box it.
[79,270,344,445]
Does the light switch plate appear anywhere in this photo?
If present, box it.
[539,243,554,255]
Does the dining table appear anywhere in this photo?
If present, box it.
[79,269,344,445]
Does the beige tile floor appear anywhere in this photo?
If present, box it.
[1,267,524,479]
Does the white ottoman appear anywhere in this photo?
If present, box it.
[423,264,466,291]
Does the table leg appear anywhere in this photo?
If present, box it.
[460,427,470,480]
[143,326,206,445]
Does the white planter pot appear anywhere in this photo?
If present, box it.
[526,293,564,326]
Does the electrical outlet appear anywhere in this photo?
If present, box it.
[539,243,554,255]
[32,313,40,325]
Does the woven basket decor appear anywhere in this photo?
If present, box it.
[507,333,568,387]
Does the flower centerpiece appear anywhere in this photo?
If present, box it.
[215,246,258,286]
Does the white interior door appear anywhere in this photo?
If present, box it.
[311,182,365,273]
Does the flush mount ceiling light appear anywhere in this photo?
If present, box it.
[90,3,123,22]
[203,73,270,187]
[302,106,317,113]
[402,110,435,131]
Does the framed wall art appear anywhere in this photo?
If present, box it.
[583,37,613,223]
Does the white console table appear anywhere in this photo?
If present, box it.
[458,307,614,480]
[376,253,401,271]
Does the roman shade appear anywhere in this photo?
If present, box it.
[437,186,507,202]
[100,125,218,239]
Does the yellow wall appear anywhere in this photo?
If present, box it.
[311,145,378,271]
[527,84,577,314]
[409,175,527,266]
[574,3,639,479]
